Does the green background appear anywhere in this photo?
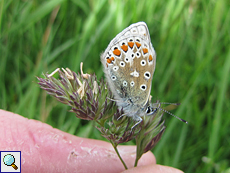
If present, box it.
[1,0,229,172]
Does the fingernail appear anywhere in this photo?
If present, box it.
[117,145,136,155]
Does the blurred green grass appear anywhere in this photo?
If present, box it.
[0,0,229,172]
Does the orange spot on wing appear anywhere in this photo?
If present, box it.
[113,49,121,56]
[121,45,128,52]
[149,55,153,61]
[107,59,112,63]
[128,42,134,48]
[143,48,148,54]
[110,57,115,61]
[135,42,141,48]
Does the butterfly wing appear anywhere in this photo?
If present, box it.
[101,22,156,109]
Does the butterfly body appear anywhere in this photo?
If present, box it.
[101,22,157,126]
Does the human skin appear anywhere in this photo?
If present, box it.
[0,109,183,173]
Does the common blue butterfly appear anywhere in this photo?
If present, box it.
[101,22,159,128]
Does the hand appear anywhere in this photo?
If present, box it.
[0,109,183,173]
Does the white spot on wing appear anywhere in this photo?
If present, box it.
[130,70,139,77]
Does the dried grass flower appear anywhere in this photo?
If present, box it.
[37,63,166,169]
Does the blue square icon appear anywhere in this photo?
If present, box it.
[0,151,21,173]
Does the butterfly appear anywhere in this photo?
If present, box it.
[101,22,159,128]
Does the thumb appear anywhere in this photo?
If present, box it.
[0,109,155,172]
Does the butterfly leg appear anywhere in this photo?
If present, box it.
[117,113,126,120]
[131,116,143,131]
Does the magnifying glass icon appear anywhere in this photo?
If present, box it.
[3,154,18,170]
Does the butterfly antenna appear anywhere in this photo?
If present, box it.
[158,107,188,124]
[160,102,181,106]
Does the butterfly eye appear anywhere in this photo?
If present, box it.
[146,106,157,114]
[146,106,151,114]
